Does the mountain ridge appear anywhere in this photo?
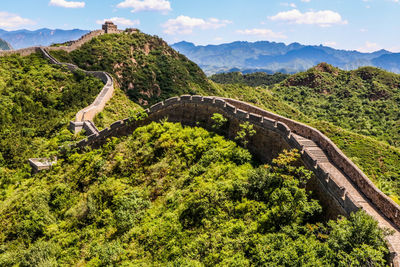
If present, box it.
[0,28,89,49]
[172,40,399,75]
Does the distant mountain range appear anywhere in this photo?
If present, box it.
[0,28,89,49]
[172,41,400,75]
[0,38,12,50]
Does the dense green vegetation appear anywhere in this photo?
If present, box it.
[94,86,142,130]
[210,81,400,202]
[274,63,400,147]
[210,71,289,87]
[0,53,103,170]
[0,122,390,266]
[0,30,397,266]
[49,29,400,202]
[50,31,215,106]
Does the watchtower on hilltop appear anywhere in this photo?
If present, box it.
[102,21,119,33]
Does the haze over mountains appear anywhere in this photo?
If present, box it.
[0,28,89,49]
[172,41,400,75]
[2,27,400,76]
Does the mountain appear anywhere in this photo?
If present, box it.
[0,38,12,50]
[171,41,397,75]
[0,29,393,266]
[0,28,89,49]
[211,63,400,202]
[49,30,215,106]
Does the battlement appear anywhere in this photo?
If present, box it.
[102,21,119,34]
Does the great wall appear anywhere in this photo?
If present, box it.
[1,22,399,266]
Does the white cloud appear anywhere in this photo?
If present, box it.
[301,0,311,2]
[0,12,35,30]
[360,28,368,32]
[96,17,140,27]
[269,9,348,27]
[281,2,297,8]
[358,41,382,52]
[117,0,171,13]
[323,41,337,47]
[236,28,287,39]
[162,15,232,35]
[49,0,85,8]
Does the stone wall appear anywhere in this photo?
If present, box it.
[47,30,105,53]
[38,47,115,126]
[72,95,400,266]
[74,96,359,215]
[0,29,105,58]
[0,46,41,57]
[222,98,400,230]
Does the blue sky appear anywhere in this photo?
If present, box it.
[1,0,399,52]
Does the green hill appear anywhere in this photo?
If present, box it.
[0,31,396,266]
[0,38,12,50]
[49,31,400,202]
[0,53,103,170]
[210,71,289,87]
[210,73,400,202]
[50,31,215,106]
[274,63,400,147]
[0,121,389,266]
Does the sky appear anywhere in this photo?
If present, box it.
[1,0,399,52]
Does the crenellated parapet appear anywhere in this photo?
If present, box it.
[72,95,400,266]
[38,47,115,133]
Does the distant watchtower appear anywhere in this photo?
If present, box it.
[102,21,119,33]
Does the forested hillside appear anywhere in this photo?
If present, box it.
[275,63,400,147]
[49,31,400,203]
[0,122,390,266]
[210,71,289,87]
[0,53,103,170]
[0,29,398,266]
[50,31,216,106]
[210,71,400,203]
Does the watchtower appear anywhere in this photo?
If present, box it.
[102,21,118,33]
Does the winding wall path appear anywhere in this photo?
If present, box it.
[1,29,399,266]
[75,95,400,266]
[0,29,115,133]
[39,45,115,133]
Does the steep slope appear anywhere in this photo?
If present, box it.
[275,63,400,147]
[0,121,390,266]
[0,38,12,50]
[50,31,216,106]
[0,53,103,169]
[0,28,89,49]
[171,41,396,75]
[210,76,400,202]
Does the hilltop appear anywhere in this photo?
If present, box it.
[50,31,215,105]
[275,63,400,147]
[172,40,400,75]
